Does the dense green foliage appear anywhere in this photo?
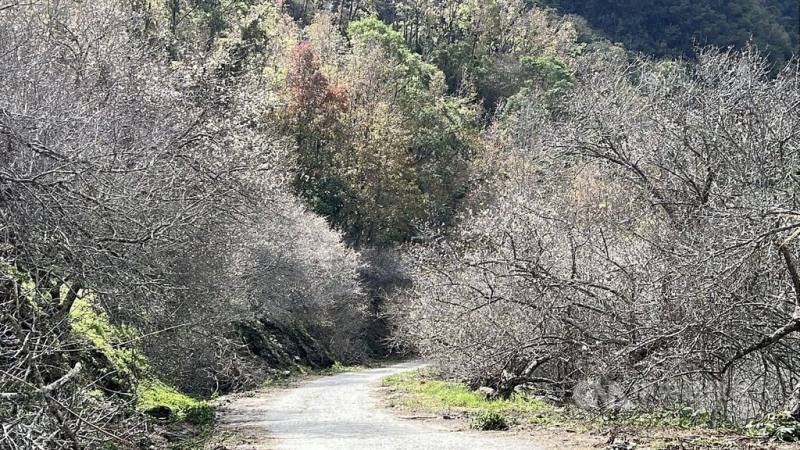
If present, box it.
[286,16,479,246]
[370,0,583,108]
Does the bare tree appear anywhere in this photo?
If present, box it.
[1,0,371,447]
[389,47,800,422]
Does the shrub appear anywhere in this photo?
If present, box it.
[470,410,509,431]
[184,404,216,427]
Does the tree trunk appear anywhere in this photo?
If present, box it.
[790,380,800,421]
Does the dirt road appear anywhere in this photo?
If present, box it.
[217,361,540,450]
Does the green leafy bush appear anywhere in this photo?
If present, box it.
[470,410,509,431]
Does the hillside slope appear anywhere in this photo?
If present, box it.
[543,0,799,65]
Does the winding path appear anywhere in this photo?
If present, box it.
[217,361,540,450]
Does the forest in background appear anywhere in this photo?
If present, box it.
[1,0,799,448]
[541,0,799,67]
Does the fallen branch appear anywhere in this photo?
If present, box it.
[0,363,82,401]
[721,320,800,374]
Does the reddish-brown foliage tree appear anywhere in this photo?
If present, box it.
[287,41,349,125]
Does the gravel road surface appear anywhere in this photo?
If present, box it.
[218,360,540,450]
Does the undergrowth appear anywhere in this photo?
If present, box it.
[580,407,737,431]
[382,368,551,414]
[137,380,215,426]
[745,412,800,442]
[382,368,800,445]
[69,294,148,376]
[70,293,215,428]
[470,410,510,430]
[260,361,367,389]
[318,361,366,375]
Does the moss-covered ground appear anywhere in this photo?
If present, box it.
[70,293,215,433]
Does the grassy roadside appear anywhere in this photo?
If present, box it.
[175,361,375,449]
[381,368,798,449]
[382,369,552,423]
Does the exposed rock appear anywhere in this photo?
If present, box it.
[477,386,496,399]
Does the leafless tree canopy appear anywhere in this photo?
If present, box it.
[2,0,799,446]
[1,1,369,447]
[389,49,800,422]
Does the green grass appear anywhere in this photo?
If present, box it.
[136,380,215,426]
[382,369,750,444]
[745,411,800,442]
[382,368,552,415]
[470,410,510,430]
